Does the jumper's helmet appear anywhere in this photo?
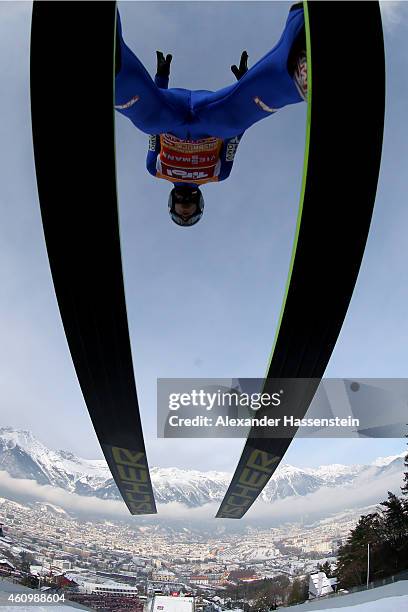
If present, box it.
[168,186,204,227]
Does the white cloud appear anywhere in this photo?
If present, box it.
[0,462,403,526]
[0,471,129,519]
[241,467,403,524]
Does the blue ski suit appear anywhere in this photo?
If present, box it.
[115,5,305,187]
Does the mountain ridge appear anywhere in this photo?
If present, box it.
[0,427,404,508]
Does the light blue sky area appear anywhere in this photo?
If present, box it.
[0,2,407,472]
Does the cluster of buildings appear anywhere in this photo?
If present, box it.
[0,496,365,609]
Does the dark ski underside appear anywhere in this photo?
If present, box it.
[217,1,385,519]
[30,1,156,515]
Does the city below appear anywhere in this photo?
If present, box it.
[0,494,370,609]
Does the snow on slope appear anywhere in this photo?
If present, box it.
[372,452,405,467]
[0,427,110,494]
[152,467,230,506]
[313,596,408,611]
[296,579,408,611]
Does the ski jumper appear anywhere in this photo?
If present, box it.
[115,5,305,186]
[145,87,244,185]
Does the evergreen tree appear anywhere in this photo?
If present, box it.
[336,513,381,588]
[252,594,276,611]
[317,561,334,577]
[336,492,408,588]
[19,551,34,574]
[287,577,308,605]
[401,439,408,497]
[336,440,408,588]
[377,491,408,574]
[380,491,408,545]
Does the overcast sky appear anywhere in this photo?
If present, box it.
[0,1,407,475]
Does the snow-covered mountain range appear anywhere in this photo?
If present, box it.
[0,427,404,507]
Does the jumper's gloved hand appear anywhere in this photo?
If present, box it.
[231,51,248,81]
[156,51,173,78]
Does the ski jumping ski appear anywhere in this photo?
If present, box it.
[217,1,385,519]
[30,1,156,515]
